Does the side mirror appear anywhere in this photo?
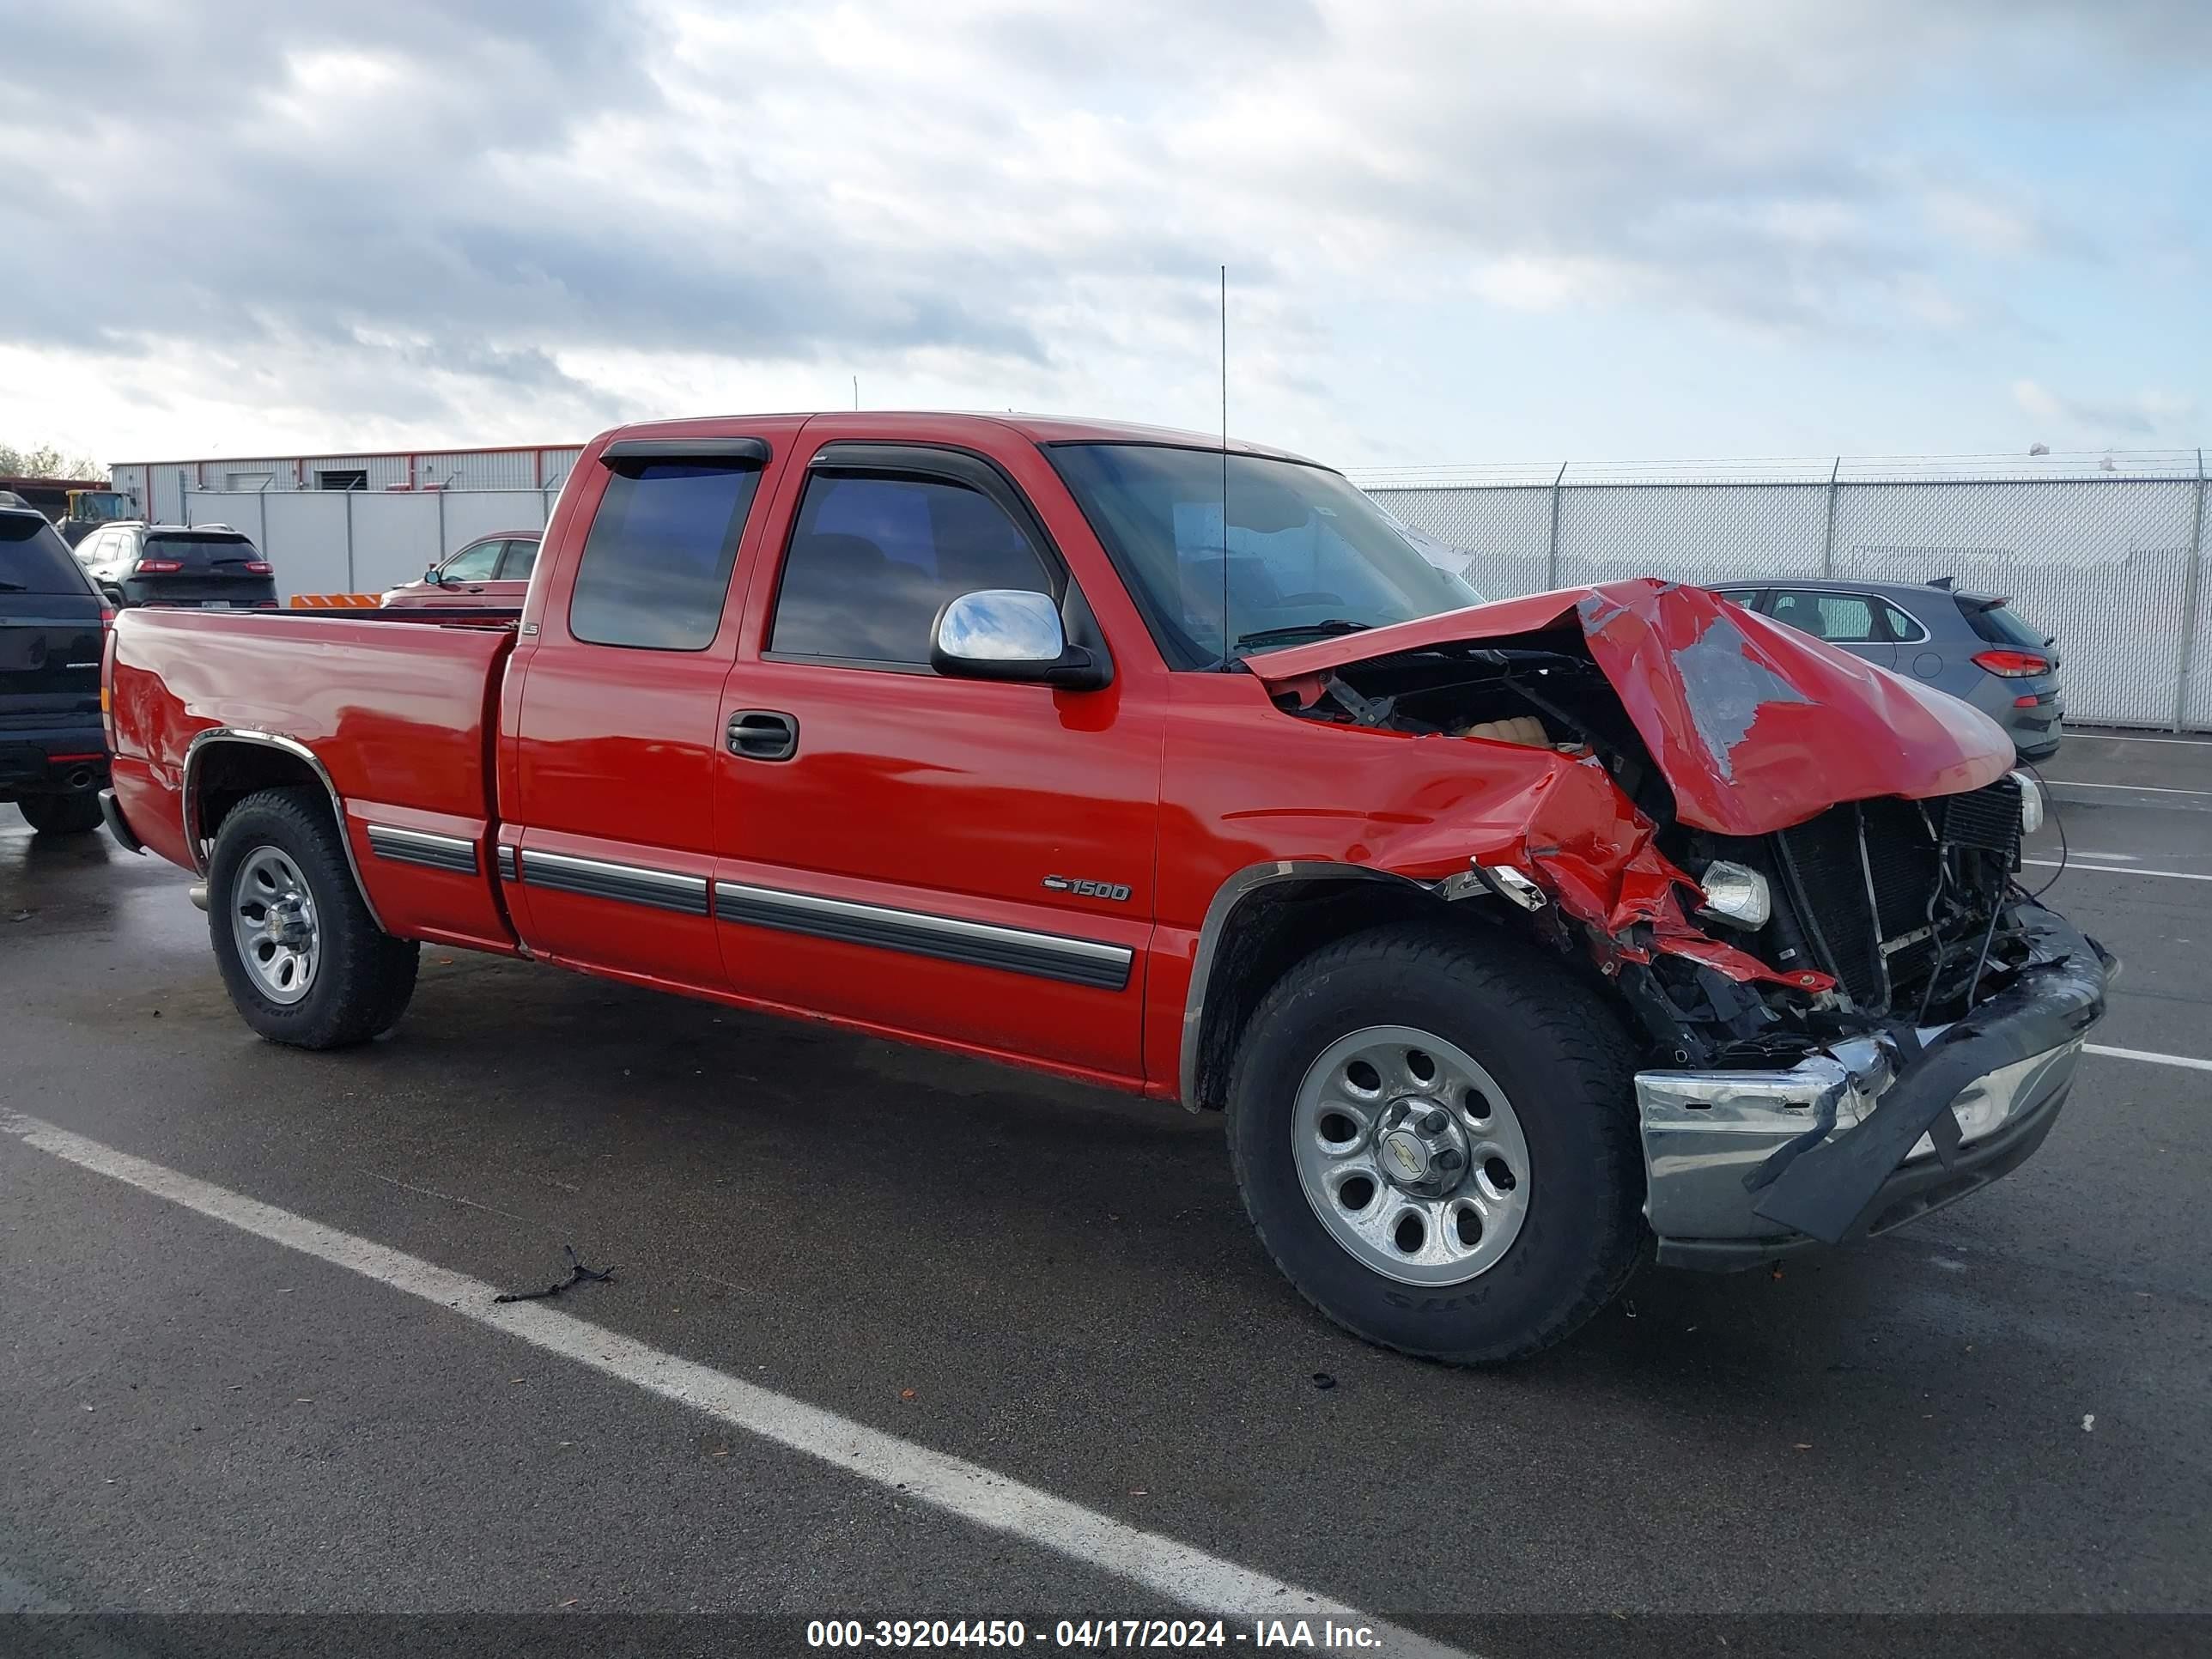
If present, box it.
[930,590,1111,691]
[424,564,445,585]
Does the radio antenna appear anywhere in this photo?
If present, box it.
[1218,264,1231,670]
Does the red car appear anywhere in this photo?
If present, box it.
[100,412,2111,1364]
[380,530,539,609]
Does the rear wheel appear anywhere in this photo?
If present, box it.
[207,787,418,1048]
[19,792,105,836]
[1226,921,1644,1365]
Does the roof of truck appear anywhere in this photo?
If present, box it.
[598,410,1322,466]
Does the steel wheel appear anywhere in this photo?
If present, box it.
[1291,1024,1532,1286]
[229,844,320,1006]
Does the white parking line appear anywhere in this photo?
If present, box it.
[2085,1043,2212,1074]
[2069,732,2212,746]
[2045,779,2212,797]
[2022,859,2212,883]
[0,1109,1463,1655]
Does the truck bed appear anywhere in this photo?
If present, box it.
[107,609,516,877]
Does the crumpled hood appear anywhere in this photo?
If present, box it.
[1246,578,2014,837]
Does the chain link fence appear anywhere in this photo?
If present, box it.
[182,450,2210,731]
[1358,452,2210,732]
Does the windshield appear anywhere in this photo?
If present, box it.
[1050,444,1480,665]
[72,491,131,522]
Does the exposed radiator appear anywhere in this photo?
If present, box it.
[1771,777,2021,1011]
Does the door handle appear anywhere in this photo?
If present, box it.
[727,709,799,762]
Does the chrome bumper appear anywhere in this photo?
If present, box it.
[1635,902,2113,1269]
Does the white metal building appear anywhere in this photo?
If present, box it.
[109,444,586,527]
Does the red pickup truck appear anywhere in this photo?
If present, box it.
[100,412,2112,1364]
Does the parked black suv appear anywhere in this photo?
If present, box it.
[73,521,278,610]
[1,504,109,835]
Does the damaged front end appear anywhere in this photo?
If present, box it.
[1249,578,2115,1266]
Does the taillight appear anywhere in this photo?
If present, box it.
[1972,649,2050,678]
[244,560,273,574]
[134,557,184,574]
[100,606,117,629]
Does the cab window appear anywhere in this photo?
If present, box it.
[769,474,1054,666]
[569,464,762,651]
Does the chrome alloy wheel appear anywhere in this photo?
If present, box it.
[1291,1024,1532,1285]
[230,845,320,1005]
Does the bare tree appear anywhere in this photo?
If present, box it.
[0,443,105,480]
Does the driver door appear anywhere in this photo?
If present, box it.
[710,437,1161,1084]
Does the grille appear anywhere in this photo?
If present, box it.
[1772,778,2022,1010]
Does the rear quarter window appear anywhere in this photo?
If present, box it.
[568,462,762,650]
[0,514,97,594]
[1960,599,2046,650]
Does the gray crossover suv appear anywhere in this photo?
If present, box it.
[1711,577,2063,761]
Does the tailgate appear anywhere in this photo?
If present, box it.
[129,530,276,608]
[1,511,106,725]
[0,592,105,721]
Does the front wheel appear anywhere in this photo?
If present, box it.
[1226,921,1645,1365]
[207,787,419,1048]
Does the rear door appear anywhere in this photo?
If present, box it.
[501,427,799,988]
[0,512,106,745]
[483,536,538,606]
[1765,588,1898,669]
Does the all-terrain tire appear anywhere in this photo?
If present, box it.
[19,792,104,835]
[207,787,419,1048]
[1225,920,1644,1365]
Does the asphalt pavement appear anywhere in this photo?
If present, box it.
[2,745,2207,1657]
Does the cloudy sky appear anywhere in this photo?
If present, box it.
[3,0,2206,470]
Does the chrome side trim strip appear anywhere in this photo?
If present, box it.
[520,848,710,916]
[365,823,480,875]
[179,726,386,931]
[495,843,518,880]
[713,880,1132,991]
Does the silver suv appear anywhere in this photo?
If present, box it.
[1711,578,2062,761]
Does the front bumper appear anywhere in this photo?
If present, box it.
[1637,902,2112,1270]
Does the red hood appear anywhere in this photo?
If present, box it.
[1245,579,2014,837]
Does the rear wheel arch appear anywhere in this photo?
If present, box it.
[1181,863,1449,1113]
[182,730,384,928]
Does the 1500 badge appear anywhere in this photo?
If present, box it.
[1042,875,1133,902]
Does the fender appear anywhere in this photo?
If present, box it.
[1178,860,1431,1109]
[180,726,386,930]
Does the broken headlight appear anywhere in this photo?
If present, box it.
[1696,860,1771,930]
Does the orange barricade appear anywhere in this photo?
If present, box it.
[287,593,383,608]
